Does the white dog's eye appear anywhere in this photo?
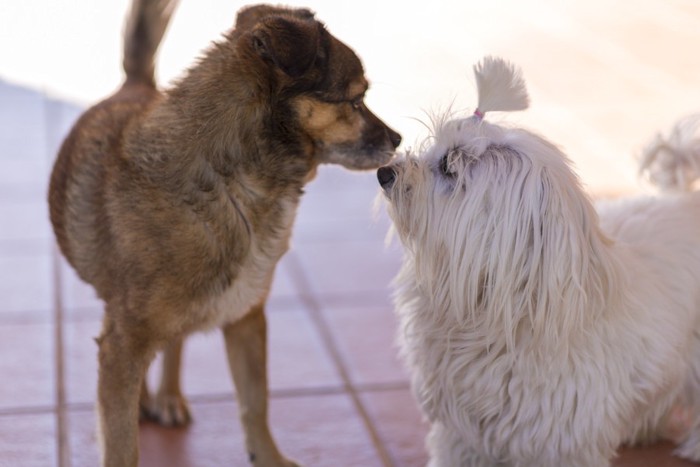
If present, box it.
[439,154,456,178]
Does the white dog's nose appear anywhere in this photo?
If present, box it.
[377,166,396,190]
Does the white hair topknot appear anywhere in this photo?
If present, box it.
[473,56,530,118]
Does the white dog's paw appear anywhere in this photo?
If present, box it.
[675,427,700,462]
[146,391,192,427]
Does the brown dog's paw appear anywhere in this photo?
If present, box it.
[254,456,300,467]
[257,453,302,467]
[147,392,193,427]
[274,457,301,467]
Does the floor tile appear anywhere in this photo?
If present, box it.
[0,200,52,242]
[0,412,57,467]
[62,319,100,406]
[615,442,697,466]
[0,323,55,411]
[0,182,46,205]
[147,307,343,398]
[261,306,345,391]
[293,240,402,301]
[321,303,408,387]
[270,394,382,467]
[293,208,391,244]
[0,255,53,317]
[360,388,430,467]
[269,254,306,303]
[0,156,51,188]
[58,258,102,315]
[294,166,390,244]
[69,394,381,467]
[0,160,51,194]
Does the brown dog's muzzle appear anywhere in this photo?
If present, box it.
[384,124,402,150]
[364,106,402,151]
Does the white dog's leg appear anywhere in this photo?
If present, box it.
[427,422,491,467]
[426,421,614,467]
[674,417,700,462]
[672,335,700,462]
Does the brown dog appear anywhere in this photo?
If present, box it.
[48,0,401,465]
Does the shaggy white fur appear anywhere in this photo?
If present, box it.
[378,57,700,466]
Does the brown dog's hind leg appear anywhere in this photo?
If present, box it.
[149,337,192,427]
[96,312,155,467]
[222,304,299,467]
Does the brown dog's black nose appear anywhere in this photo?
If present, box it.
[387,128,402,149]
[377,166,396,190]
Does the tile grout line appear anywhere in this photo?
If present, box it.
[282,252,396,467]
[37,381,411,416]
[51,238,71,467]
[45,96,71,467]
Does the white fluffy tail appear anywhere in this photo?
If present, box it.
[639,114,700,193]
[473,56,530,118]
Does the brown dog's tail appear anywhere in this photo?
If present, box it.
[122,0,179,86]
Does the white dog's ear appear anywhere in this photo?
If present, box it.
[518,155,618,347]
[446,143,618,349]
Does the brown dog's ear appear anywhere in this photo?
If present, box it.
[236,5,315,31]
[251,16,321,78]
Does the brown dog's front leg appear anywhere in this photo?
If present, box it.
[222,304,300,467]
[97,315,152,467]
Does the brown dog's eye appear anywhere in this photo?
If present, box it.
[351,98,363,110]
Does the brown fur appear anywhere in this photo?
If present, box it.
[48,1,400,466]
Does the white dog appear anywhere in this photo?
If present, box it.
[377,57,700,467]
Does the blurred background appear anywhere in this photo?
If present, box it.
[3,0,700,193]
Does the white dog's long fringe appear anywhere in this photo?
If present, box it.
[474,56,530,115]
[639,113,700,193]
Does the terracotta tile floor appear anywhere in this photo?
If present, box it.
[3,1,700,466]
